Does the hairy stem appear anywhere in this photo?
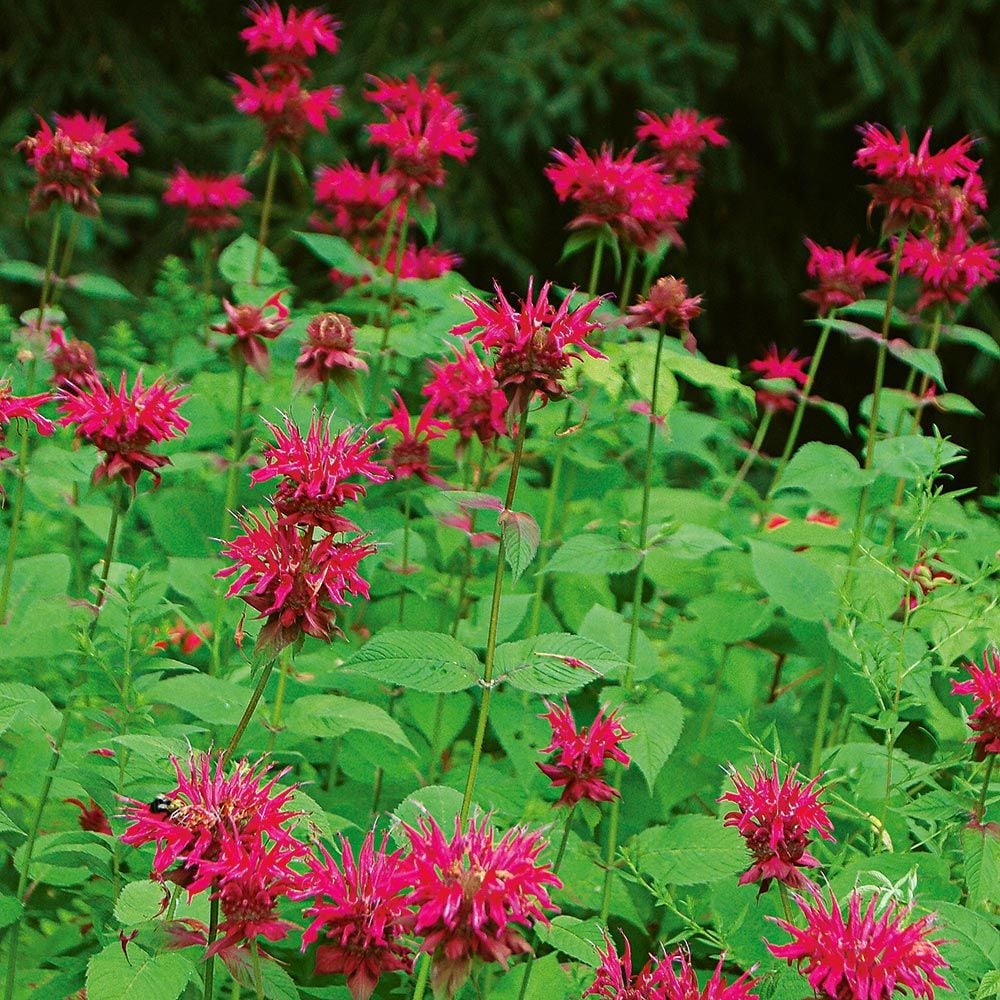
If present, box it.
[223,655,278,762]
[252,150,280,286]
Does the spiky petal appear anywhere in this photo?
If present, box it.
[952,647,1000,760]
[802,239,889,316]
[163,167,252,231]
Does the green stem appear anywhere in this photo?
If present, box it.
[251,940,264,1000]
[203,896,220,1000]
[598,771,623,924]
[368,205,411,411]
[976,754,996,824]
[721,409,774,505]
[398,482,413,623]
[223,655,278,762]
[882,592,914,831]
[38,208,63,315]
[92,485,125,618]
[252,150,280,286]
[49,212,80,308]
[699,645,731,741]
[366,196,404,327]
[265,656,291,753]
[619,246,638,311]
[112,616,136,896]
[587,237,606,297]
[426,692,447,784]
[528,423,570,638]
[809,648,837,775]
[411,954,431,1000]
[459,417,529,823]
[778,883,794,925]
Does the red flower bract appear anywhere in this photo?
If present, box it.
[233,72,342,148]
[720,761,834,892]
[295,831,414,1000]
[66,797,112,836]
[635,108,728,176]
[212,290,291,375]
[163,167,252,231]
[657,947,760,1000]
[767,888,949,1000]
[374,391,450,483]
[57,371,188,491]
[584,932,667,999]
[46,327,99,390]
[537,698,632,806]
[951,646,1000,760]
[312,161,401,242]
[400,815,561,999]
[802,239,889,316]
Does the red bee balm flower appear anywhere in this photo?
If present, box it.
[423,344,508,446]
[241,2,340,69]
[537,698,633,806]
[636,108,728,176]
[17,112,141,215]
[375,392,450,483]
[749,346,811,414]
[212,291,291,375]
[0,381,54,463]
[657,948,760,1000]
[767,888,949,1000]
[401,815,561,999]
[951,647,1000,760]
[626,275,703,333]
[296,832,415,1000]
[233,72,342,148]
[584,933,668,999]
[313,162,401,241]
[163,167,252,231]
[390,242,462,280]
[453,279,606,418]
[57,372,188,491]
[65,797,112,835]
[720,761,834,891]
[295,312,369,389]
[46,327,99,390]
[216,510,376,652]
[802,239,889,316]
[900,233,999,311]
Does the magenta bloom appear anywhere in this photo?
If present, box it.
[241,2,340,70]
[720,761,834,892]
[951,647,1000,760]
[0,381,54,463]
[294,312,369,389]
[313,161,401,241]
[537,698,632,807]
[211,290,291,375]
[233,72,342,148]
[391,242,462,280]
[584,933,667,999]
[366,75,477,192]
[401,815,561,998]
[636,108,728,175]
[163,167,252,231]
[453,278,606,418]
[217,510,376,652]
[546,141,693,249]
[250,414,389,531]
[423,344,508,446]
[657,948,760,1000]
[17,112,141,215]
[65,797,112,836]
[803,239,889,316]
[375,392,450,483]
[627,275,703,333]
[46,327,99,390]
[120,752,302,896]
[900,233,1000,311]
[749,346,811,413]
[296,832,414,1000]
[57,371,188,491]
[768,888,949,1000]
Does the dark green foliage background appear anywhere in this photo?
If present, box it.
[3,0,999,479]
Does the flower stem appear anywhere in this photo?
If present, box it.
[368,205,411,411]
[251,940,264,1000]
[398,481,413,623]
[265,655,291,753]
[203,896,220,1000]
[619,245,638,311]
[223,655,278,762]
[975,754,996,824]
[459,416,529,823]
[49,211,80,308]
[38,207,63,315]
[411,954,431,1000]
[252,150,280,286]
[587,237,606,297]
[721,409,774,505]
[92,484,126,618]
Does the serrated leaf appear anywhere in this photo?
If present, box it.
[536,915,605,967]
[86,943,194,1000]
[544,534,642,575]
[750,539,839,622]
[494,633,627,693]
[940,323,1000,360]
[219,232,282,286]
[114,880,168,925]
[410,200,437,242]
[661,524,736,560]
[659,340,754,407]
[634,815,747,885]
[393,785,464,842]
[294,231,375,277]
[871,435,965,480]
[0,893,23,930]
[773,442,873,498]
[618,691,684,792]
[284,695,414,750]
[342,631,478,692]
[0,682,61,733]
[688,593,773,644]
[499,509,540,583]
[886,340,945,387]
[837,298,910,327]
[147,674,252,725]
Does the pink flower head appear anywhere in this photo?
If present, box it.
[627,275,703,332]
[294,312,369,389]
[17,112,141,215]
[423,344,508,446]
[536,698,632,807]
[57,371,188,491]
[250,414,389,531]
[400,814,561,998]
[0,381,54,463]
[366,75,477,192]
[390,242,463,280]
[241,3,340,72]
[748,346,810,414]
[216,510,376,653]
[163,167,252,231]
[233,71,342,149]
[46,327,99,390]
[900,551,955,611]
[65,797,112,836]
[211,290,291,376]
[636,108,728,176]
[296,831,414,1000]
[374,391,450,483]
[546,141,693,249]
[453,278,606,418]
[313,161,401,241]
[802,239,889,316]
[720,761,834,892]
[657,947,760,1000]
[767,888,949,1000]
[899,233,1000,311]
[152,618,209,656]
[951,647,1000,760]
[584,932,666,999]
[120,752,302,896]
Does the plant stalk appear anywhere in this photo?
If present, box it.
[975,754,996,824]
[223,655,278,762]
[721,409,773,505]
[252,150,280,286]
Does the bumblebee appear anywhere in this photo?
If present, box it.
[149,795,184,816]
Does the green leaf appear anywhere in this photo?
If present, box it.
[634,815,747,885]
[219,232,283,286]
[660,524,735,560]
[749,539,839,622]
[284,695,414,750]
[294,232,375,277]
[393,785,464,838]
[772,442,874,501]
[940,323,1000,360]
[0,682,61,734]
[659,340,755,408]
[0,259,46,285]
[499,509,540,583]
[544,534,642,575]
[410,200,437,242]
[536,915,605,967]
[66,273,135,301]
[964,827,1000,909]
[618,690,684,792]
[260,961,301,1000]
[341,631,478,692]
[86,943,194,1000]
[3,554,88,659]
[494,633,628,693]
[688,593,773,644]
[931,393,983,417]
[886,340,945,387]
[0,893,23,931]
[835,298,910,326]
[871,435,965,480]
[147,674,251,725]
[114,880,168,925]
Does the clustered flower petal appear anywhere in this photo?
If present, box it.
[767,888,949,1000]
[312,161,401,241]
[748,347,811,413]
[951,646,1000,760]
[56,371,188,491]
[400,815,561,998]
[391,242,462,280]
[241,2,340,70]
[375,391,450,483]
[627,275,703,334]
[17,112,141,214]
[585,932,666,999]
[294,312,369,389]
[802,239,889,316]
[163,167,252,231]
[635,108,728,176]
[233,73,342,148]
[46,327,99,389]
[537,698,633,806]
[66,797,112,835]
[0,381,54,464]
[211,290,291,376]
[899,233,999,311]
[423,344,508,446]
[720,761,834,892]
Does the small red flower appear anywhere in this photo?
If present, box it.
[720,761,834,892]
[805,509,840,527]
[57,371,189,491]
[241,2,340,70]
[313,161,401,242]
[748,345,810,386]
[0,380,54,463]
[657,947,760,1000]
[17,112,141,214]
[900,233,1000,311]
[390,242,462,280]
[951,647,1000,760]
[767,888,949,1000]
[400,815,561,998]
[233,72,342,149]
[374,392,450,483]
[211,291,291,376]
[423,344,508,446]
[626,275,703,333]
[294,312,369,389]
[584,933,666,999]
[536,698,632,807]
[163,167,252,231]
[65,797,112,835]
[296,831,415,1000]
[802,239,889,316]
[46,327,99,390]
[635,108,728,176]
